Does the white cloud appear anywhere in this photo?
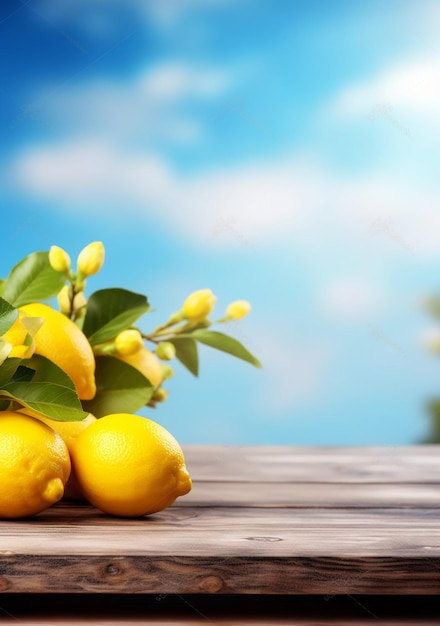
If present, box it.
[330,55,440,120]
[13,140,172,206]
[10,137,440,255]
[139,63,227,100]
[10,140,313,244]
[9,49,440,253]
[34,62,230,144]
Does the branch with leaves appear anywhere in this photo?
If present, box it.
[0,243,261,422]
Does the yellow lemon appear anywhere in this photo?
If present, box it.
[28,412,97,451]
[115,346,163,388]
[32,412,97,501]
[20,302,96,400]
[0,412,71,518]
[18,409,97,501]
[70,413,192,517]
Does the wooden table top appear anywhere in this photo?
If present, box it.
[1,445,440,623]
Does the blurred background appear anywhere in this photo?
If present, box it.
[2,0,440,445]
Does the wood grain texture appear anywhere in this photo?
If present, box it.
[180,481,440,507]
[1,553,440,594]
[0,445,440,595]
[182,445,440,483]
[2,505,440,559]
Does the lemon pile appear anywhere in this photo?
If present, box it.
[0,304,192,519]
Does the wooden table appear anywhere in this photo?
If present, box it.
[1,445,440,624]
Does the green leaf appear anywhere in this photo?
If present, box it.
[3,251,65,307]
[168,337,199,376]
[82,355,154,418]
[11,365,35,383]
[0,279,5,297]
[0,297,17,335]
[0,355,86,421]
[82,288,150,345]
[189,330,262,368]
[22,354,77,391]
[0,382,87,422]
[0,357,22,387]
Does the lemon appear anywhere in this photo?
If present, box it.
[18,409,97,501]
[70,413,192,517]
[20,302,96,400]
[115,346,164,388]
[0,412,71,518]
[32,412,97,500]
[29,412,97,451]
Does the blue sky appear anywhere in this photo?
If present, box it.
[2,0,440,444]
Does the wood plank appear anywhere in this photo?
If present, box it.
[3,520,440,558]
[2,504,440,559]
[1,553,440,594]
[180,481,440,508]
[182,445,440,483]
[3,521,440,558]
[17,501,440,527]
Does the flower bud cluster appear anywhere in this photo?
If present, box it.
[177,290,252,324]
[49,241,105,280]
[45,239,255,416]
[50,241,105,320]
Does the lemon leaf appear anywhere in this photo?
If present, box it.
[82,355,155,417]
[0,355,87,421]
[0,382,87,421]
[3,252,65,307]
[28,403,87,421]
[10,365,34,382]
[0,297,18,335]
[168,337,199,377]
[82,288,150,345]
[183,330,262,368]
[21,354,77,391]
[0,357,22,387]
